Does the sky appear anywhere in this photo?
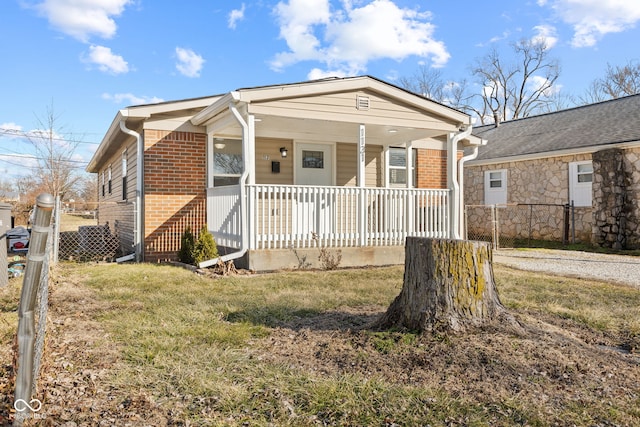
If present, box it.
[1,0,639,182]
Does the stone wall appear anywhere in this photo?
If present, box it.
[464,153,593,243]
[592,148,640,249]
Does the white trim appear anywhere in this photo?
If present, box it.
[484,169,507,205]
[569,160,593,207]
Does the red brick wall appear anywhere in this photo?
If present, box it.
[143,129,207,262]
[415,149,463,189]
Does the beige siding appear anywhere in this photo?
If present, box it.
[255,138,294,184]
[96,139,137,255]
[336,143,382,187]
[250,89,457,129]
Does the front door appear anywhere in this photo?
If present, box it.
[293,143,335,239]
[295,142,334,186]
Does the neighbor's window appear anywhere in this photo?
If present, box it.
[484,169,507,205]
[388,147,416,187]
[213,139,243,186]
[101,171,105,197]
[569,161,593,207]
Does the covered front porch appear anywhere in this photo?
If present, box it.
[190,76,483,269]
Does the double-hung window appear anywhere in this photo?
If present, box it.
[213,139,243,186]
[388,147,416,187]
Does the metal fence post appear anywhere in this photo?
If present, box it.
[14,193,54,423]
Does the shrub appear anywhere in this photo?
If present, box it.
[178,227,195,265]
[194,225,218,265]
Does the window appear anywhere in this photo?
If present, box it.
[569,161,593,207]
[101,172,105,197]
[302,150,324,169]
[122,150,128,201]
[108,165,112,194]
[213,139,243,186]
[388,147,416,187]
[484,169,507,205]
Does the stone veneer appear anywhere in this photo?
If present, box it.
[592,148,640,249]
[464,153,593,243]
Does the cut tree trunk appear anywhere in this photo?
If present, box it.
[374,237,508,333]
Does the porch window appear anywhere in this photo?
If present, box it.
[569,161,593,207]
[213,139,243,186]
[388,147,416,187]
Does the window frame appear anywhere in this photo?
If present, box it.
[387,147,416,188]
[484,169,507,205]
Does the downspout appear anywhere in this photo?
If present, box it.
[198,102,251,268]
[447,125,473,239]
[119,119,143,262]
[457,139,486,239]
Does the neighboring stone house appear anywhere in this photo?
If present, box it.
[465,93,640,249]
[87,76,484,269]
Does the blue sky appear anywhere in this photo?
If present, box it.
[1,0,639,181]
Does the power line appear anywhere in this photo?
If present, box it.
[0,128,101,145]
[0,152,89,166]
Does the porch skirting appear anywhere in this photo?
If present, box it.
[229,245,405,272]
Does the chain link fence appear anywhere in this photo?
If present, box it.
[465,203,574,248]
[52,200,135,263]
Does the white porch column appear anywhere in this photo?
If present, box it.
[358,124,367,246]
[247,114,256,185]
[406,142,414,234]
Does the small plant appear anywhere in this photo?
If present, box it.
[290,245,311,269]
[194,225,219,265]
[178,227,195,265]
[313,232,342,270]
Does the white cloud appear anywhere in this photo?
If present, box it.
[228,3,246,29]
[527,75,562,96]
[32,0,132,42]
[532,24,558,48]
[0,123,23,132]
[271,0,449,75]
[175,47,205,78]
[542,0,640,47]
[102,93,164,105]
[84,45,129,74]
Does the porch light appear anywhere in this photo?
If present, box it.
[280,147,288,158]
[214,139,226,149]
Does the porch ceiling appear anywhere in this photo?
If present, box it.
[213,113,450,146]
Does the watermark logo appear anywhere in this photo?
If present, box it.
[14,398,42,413]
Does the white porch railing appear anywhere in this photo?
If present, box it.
[208,184,450,250]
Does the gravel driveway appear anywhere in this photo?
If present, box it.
[493,249,640,289]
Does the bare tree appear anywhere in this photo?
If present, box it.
[25,102,83,199]
[470,39,560,124]
[581,60,640,103]
[398,65,446,101]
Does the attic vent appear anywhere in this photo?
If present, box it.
[356,95,370,110]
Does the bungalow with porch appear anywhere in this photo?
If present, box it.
[86,75,485,270]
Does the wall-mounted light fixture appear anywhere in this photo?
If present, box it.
[214,138,226,149]
[280,147,288,158]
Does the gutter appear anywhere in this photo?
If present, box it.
[458,139,487,238]
[198,101,252,268]
[447,125,474,239]
[118,118,143,262]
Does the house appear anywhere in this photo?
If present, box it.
[86,75,485,270]
[464,93,640,249]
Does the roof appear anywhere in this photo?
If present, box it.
[471,93,640,163]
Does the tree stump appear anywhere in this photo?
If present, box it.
[374,238,507,333]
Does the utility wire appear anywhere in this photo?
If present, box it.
[0,128,101,145]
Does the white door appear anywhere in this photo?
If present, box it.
[295,143,334,186]
[293,143,334,238]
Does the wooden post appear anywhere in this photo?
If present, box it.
[375,237,508,333]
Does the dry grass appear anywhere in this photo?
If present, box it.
[1,262,639,426]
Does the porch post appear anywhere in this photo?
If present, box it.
[358,124,367,246]
[406,142,414,235]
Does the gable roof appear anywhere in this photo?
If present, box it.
[471,93,640,164]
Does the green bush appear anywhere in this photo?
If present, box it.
[178,227,195,265]
[194,225,218,265]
